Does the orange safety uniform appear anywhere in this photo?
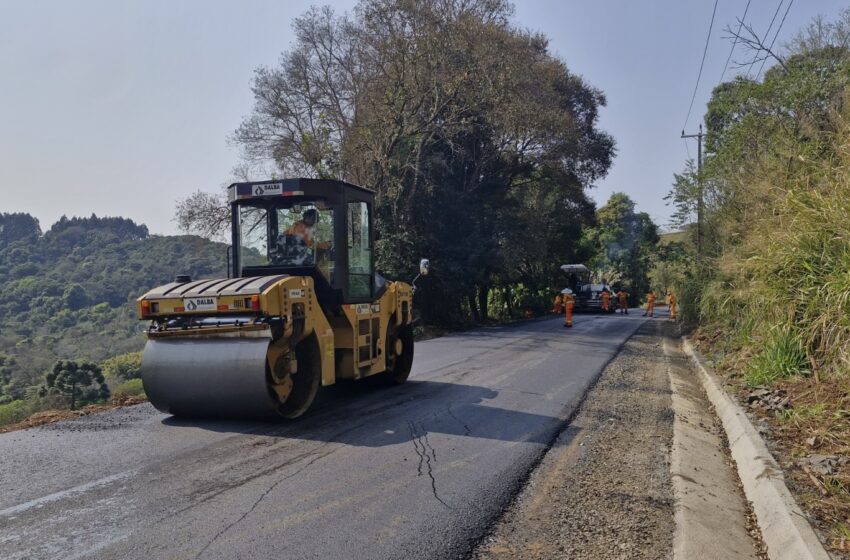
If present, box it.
[616,290,629,314]
[667,292,677,320]
[285,221,317,247]
[600,290,610,312]
[285,220,332,250]
[563,293,575,328]
[552,294,563,315]
[644,291,656,317]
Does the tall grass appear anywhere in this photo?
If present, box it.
[696,113,850,383]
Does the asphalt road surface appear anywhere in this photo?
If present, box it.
[0,311,647,560]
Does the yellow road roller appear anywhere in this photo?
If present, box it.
[137,179,423,418]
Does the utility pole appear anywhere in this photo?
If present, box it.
[681,124,704,257]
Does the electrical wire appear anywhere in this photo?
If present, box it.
[683,0,720,131]
[756,0,794,79]
[719,0,752,85]
[746,0,784,79]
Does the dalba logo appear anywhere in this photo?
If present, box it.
[184,297,216,312]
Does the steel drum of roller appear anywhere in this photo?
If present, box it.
[141,337,280,419]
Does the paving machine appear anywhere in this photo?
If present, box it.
[137,179,421,419]
[559,264,614,313]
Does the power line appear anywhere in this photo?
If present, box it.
[683,0,720,131]
[756,0,794,79]
[746,0,784,79]
[719,0,752,85]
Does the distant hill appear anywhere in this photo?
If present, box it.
[0,212,227,400]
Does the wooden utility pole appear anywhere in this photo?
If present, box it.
[681,124,704,256]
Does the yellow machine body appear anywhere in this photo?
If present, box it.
[136,178,418,419]
[138,274,413,384]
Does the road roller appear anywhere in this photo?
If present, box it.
[137,178,421,419]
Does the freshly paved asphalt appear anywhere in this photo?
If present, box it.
[0,311,647,560]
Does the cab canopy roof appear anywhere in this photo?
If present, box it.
[227,178,374,204]
[560,264,590,274]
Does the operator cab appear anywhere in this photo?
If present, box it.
[228,179,377,305]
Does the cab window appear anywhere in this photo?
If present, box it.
[347,202,371,299]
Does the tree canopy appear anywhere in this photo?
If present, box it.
[180,0,615,322]
[42,360,109,410]
[583,193,658,300]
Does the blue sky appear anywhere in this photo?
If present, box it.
[1,0,845,235]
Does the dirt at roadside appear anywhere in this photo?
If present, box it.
[473,320,675,560]
[0,394,147,434]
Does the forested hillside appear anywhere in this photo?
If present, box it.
[0,212,226,403]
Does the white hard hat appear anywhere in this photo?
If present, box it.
[561,288,573,295]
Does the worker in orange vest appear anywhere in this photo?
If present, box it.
[600,288,611,313]
[643,290,656,317]
[667,291,677,320]
[553,293,563,315]
[616,288,629,314]
[562,289,575,328]
[284,208,321,247]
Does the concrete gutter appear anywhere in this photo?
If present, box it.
[665,337,758,560]
[682,338,832,560]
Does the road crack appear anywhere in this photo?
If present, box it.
[407,420,451,509]
[193,442,341,558]
[447,405,471,436]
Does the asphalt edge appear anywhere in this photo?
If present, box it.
[466,316,649,558]
[681,338,832,560]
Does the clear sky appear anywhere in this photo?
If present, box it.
[1,0,846,235]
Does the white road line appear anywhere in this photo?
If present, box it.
[0,470,136,517]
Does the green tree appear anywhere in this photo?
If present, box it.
[0,213,41,248]
[62,284,88,310]
[43,360,109,410]
[208,0,613,324]
[583,193,659,300]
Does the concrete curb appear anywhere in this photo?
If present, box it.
[682,338,831,560]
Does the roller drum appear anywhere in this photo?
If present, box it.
[141,338,280,419]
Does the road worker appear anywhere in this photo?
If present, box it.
[284,208,321,247]
[600,288,611,313]
[667,291,677,320]
[643,290,656,317]
[562,289,575,328]
[616,289,629,314]
[553,293,563,315]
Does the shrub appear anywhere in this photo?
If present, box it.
[112,378,145,398]
[101,352,142,380]
[0,398,37,426]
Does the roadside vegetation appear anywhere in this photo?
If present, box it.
[658,9,850,553]
[0,212,226,425]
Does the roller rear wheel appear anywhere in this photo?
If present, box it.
[381,324,414,385]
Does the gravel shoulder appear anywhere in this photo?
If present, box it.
[472,319,676,560]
